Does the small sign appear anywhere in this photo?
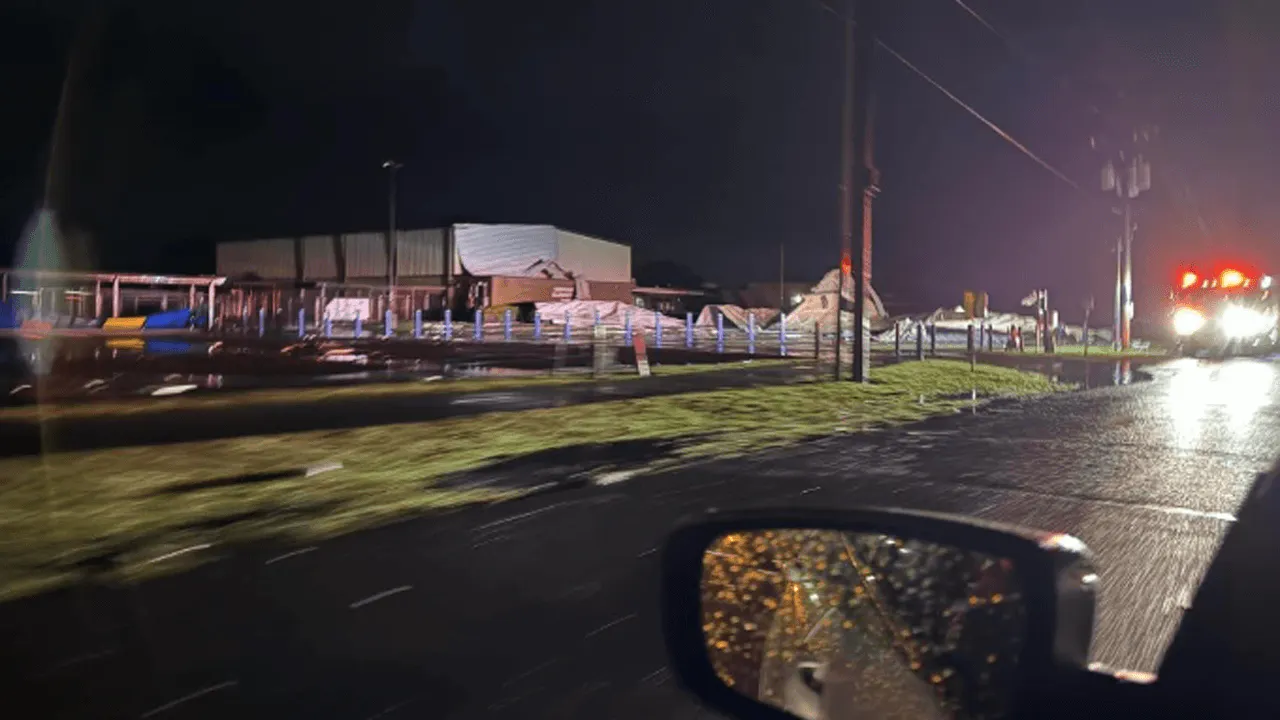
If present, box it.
[324,298,371,322]
[551,285,575,300]
[633,333,651,377]
[963,291,989,319]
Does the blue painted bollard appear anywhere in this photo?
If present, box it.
[297,308,305,338]
[258,308,266,337]
[413,309,422,339]
[385,309,394,337]
[534,312,542,340]
[593,308,600,328]
[324,315,333,338]
[654,312,663,348]
[504,309,512,342]
[444,309,453,341]
[716,313,724,353]
[747,313,756,354]
[623,312,633,345]
[474,311,484,341]
[354,313,363,338]
[563,311,572,342]
[685,312,694,349]
[778,313,788,357]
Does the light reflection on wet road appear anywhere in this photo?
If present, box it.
[6,357,1279,719]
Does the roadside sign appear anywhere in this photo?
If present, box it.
[963,291,988,319]
[633,332,651,377]
[324,298,370,322]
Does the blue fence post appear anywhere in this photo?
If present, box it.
[324,315,333,338]
[297,308,306,338]
[354,313,362,338]
[563,311,572,342]
[685,312,694,349]
[474,310,483,341]
[623,312,633,346]
[716,313,725,353]
[385,309,394,337]
[654,311,663,348]
[779,313,788,356]
[748,313,756,354]
[444,309,453,341]
[534,311,542,340]
[504,308,513,342]
[413,309,422,339]
[258,308,266,337]
[594,308,601,329]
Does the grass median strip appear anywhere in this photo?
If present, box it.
[0,360,1063,600]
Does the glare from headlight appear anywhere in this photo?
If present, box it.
[1221,305,1270,338]
[1172,307,1206,336]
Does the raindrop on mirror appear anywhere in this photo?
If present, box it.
[700,529,1026,720]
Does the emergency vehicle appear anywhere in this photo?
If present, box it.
[1170,265,1278,356]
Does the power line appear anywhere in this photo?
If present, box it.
[944,0,1215,242]
[804,0,1081,191]
[875,43,1080,190]
[950,0,1003,40]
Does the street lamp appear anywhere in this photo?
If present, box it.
[382,160,403,314]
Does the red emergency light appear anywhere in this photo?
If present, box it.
[1221,268,1247,288]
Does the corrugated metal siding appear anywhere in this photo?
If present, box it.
[216,239,295,279]
[302,235,340,280]
[490,276,576,305]
[454,224,557,277]
[554,229,632,282]
[396,228,447,277]
[341,232,387,279]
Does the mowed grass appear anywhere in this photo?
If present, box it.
[0,358,798,422]
[0,360,1063,600]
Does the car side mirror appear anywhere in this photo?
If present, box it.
[660,507,1099,720]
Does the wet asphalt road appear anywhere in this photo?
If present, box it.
[5,357,1279,719]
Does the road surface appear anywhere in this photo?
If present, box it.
[3,357,1276,719]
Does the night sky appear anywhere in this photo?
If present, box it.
[3,0,1279,320]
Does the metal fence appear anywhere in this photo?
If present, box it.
[224,308,1104,363]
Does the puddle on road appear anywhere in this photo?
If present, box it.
[1048,359,1150,389]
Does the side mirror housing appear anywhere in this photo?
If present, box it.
[660,507,1099,720]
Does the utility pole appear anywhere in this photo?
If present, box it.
[1098,128,1152,350]
[834,1,854,380]
[382,160,403,314]
[1113,234,1123,350]
[836,0,880,381]
[1122,201,1134,348]
[849,0,880,382]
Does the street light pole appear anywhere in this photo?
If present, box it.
[382,160,403,315]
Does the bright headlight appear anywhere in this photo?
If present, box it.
[1221,305,1271,338]
[1172,307,1206,336]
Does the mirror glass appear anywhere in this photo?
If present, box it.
[700,529,1026,720]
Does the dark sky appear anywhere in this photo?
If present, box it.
[3,0,1279,319]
